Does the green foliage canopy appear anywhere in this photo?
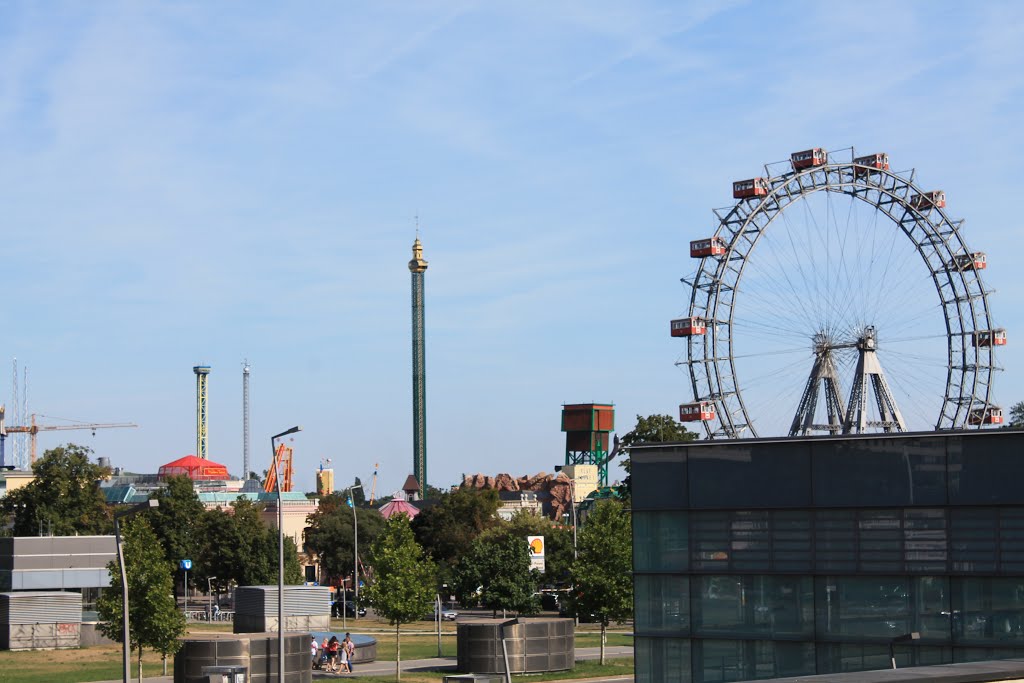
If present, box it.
[453,530,538,615]
[362,515,436,681]
[569,499,633,664]
[305,493,385,582]
[0,444,111,536]
[97,517,185,680]
[411,486,500,579]
[147,475,205,571]
[1010,401,1024,428]
[197,498,303,587]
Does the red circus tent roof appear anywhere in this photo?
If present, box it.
[378,497,420,520]
[158,455,230,481]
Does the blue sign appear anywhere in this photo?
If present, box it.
[180,559,192,570]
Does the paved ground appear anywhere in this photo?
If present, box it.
[96,645,634,682]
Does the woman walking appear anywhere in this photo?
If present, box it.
[326,635,340,673]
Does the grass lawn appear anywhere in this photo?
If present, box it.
[0,643,168,683]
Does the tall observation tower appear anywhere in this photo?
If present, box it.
[409,237,429,491]
[194,365,211,459]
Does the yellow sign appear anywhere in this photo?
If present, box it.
[527,535,545,572]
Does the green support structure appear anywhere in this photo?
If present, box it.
[561,403,615,486]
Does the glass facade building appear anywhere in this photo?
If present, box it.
[631,429,1024,683]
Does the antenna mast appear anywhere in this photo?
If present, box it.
[11,359,18,468]
[242,360,251,480]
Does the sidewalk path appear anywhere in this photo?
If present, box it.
[95,645,634,683]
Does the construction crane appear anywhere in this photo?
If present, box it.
[0,406,138,467]
[369,462,380,505]
[263,442,294,493]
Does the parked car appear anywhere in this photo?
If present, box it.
[424,603,459,621]
[331,600,367,618]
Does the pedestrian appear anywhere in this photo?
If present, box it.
[320,637,330,670]
[311,636,319,670]
[344,633,356,671]
[327,635,340,673]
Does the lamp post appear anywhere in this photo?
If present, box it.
[113,498,159,683]
[345,484,363,618]
[272,426,301,683]
[889,631,921,669]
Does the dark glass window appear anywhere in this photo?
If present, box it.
[952,577,1024,644]
[950,433,1024,505]
[905,509,948,572]
[771,510,812,571]
[635,575,689,634]
[634,511,689,572]
[695,639,814,683]
[635,637,690,683]
[730,511,771,571]
[632,450,688,510]
[916,576,952,640]
[951,509,998,573]
[811,437,946,507]
[692,513,730,572]
[815,576,913,638]
[688,442,811,509]
[695,639,746,683]
[999,509,1024,573]
[815,510,857,572]
[692,575,813,638]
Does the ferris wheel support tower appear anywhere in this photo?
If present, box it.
[843,327,907,434]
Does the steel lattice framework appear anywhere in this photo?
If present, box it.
[682,149,1000,439]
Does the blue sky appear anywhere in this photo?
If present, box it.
[1,2,1022,494]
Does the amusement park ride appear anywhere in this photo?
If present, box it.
[672,147,1006,439]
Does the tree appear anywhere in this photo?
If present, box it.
[1010,401,1024,428]
[569,499,633,664]
[197,498,303,588]
[305,494,384,583]
[452,532,538,616]
[147,475,205,571]
[362,515,437,682]
[97,517,186,682]
[617,414,699,498]
[411,486,500,580]
[0,444,111,536]
[478,510,574,588]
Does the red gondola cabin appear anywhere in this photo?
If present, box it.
[680,401,715,422]
[968,406,1003,425]
[952,252,987,271]
[910,190,946,210]
[791,148,828,170]
[670,317,707,337]
[973,329,1007,347]
[733,178,769,199]
[853,153,890,175]
[690,237,727,258]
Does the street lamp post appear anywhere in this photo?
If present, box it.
[345,484,363,619]
[272,426,301,683]
[113,498,159,683]
[889,632,921,669]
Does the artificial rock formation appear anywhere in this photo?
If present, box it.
[461,471,575,521]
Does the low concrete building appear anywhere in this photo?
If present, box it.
[497,490,543,521]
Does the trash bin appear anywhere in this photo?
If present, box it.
[201,664,248,683]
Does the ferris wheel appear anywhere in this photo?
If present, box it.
[674,147,1005,439]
